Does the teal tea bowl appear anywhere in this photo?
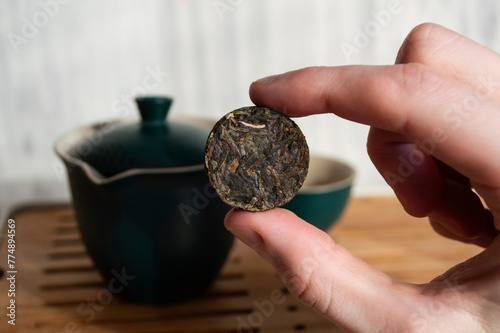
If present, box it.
[283,155,355,231]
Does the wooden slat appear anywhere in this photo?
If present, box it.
[0,196,483,332]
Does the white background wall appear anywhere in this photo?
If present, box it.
[1,0,500,222]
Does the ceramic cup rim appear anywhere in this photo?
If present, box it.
[53,115,217,184]
[298,155,355,194]
[54,117,355,192]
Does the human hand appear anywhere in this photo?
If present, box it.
[224,23,500,332]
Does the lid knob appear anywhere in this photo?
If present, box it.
[136,96,173,123]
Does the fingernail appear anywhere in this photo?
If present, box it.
[227,226,263,249]
[254,74,280,86]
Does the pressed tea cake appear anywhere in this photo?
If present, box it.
[204,106,309,212]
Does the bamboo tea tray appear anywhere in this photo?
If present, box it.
[0,197,482,332]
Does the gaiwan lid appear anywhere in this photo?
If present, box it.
[70,96,209,177]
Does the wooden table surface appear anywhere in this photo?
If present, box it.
[0,196,483,332]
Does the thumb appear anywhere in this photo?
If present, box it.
[224,208,419,332]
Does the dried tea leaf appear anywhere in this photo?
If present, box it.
[204,106,309,212]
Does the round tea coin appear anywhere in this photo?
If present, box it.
[204,106,309,212]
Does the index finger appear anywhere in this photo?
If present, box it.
[249,65,500,190]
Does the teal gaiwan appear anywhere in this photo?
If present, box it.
[55,96,233,304]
